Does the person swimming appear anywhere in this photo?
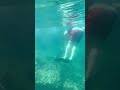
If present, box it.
[63,26,84,61]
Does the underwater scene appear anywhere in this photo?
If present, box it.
[35,0,85,90]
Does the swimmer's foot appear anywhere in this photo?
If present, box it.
[69,57,72,61]
[62,56,66,60]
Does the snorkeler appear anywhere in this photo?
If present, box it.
[62,26,84,61]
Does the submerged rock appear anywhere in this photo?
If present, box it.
[35,63,61,88]
[63,79,84,90]
[35,51,85,90]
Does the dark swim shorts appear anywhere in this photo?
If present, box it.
[86,5,117,40]
[70,29,84,43]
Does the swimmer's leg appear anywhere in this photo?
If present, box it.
[69,45,76,60]
[63,40,71,59]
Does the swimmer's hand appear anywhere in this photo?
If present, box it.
[64,31,68,35]
[64,31,69,40]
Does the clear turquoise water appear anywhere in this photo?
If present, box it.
[35,0,85,90]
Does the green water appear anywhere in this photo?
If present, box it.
[35,0,85,90]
